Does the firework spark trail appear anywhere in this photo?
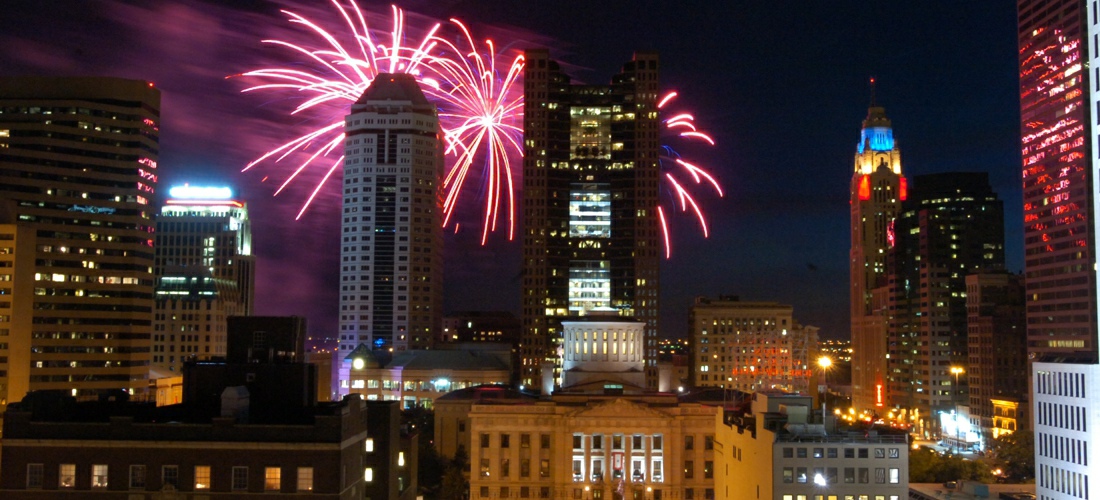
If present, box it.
[420,19,525,243]
[657,91,724,258]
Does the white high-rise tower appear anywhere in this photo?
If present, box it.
[337,74,443,394]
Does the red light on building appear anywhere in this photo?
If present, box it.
[875,384,884,407]
[899,176,907,201]
[858,175,871,200]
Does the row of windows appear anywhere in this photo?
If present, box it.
[25,464,312,492]
[781,447,901,459]
[1036,401,1088,432]
[1036,369,1087,397]
[782,466,901,485]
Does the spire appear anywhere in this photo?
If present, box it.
[869,76,876,107]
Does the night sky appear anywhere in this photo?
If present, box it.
[0,1,1022,342]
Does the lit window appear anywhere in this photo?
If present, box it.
[92,464,108,488]
[297,467,314,492]
[59,464,76,488]
[264,467,281,491]
[365,467,374,482]
[195,466,211,490]
[365,438,375,452]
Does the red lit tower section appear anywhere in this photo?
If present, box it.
[1019,5,1096,360]
[849,104,905,411]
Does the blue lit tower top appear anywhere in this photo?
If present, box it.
[854,105,902,176]
[856,107,895,154]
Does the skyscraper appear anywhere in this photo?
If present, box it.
[849,101,906,411]
[338,74,443,369]
[885,173,1005,439]
[0,76,159,399]
[151,185,254,374]
[1018,0,1100,495]
[520,50,662,391]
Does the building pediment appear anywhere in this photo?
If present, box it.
[566,397,670,419]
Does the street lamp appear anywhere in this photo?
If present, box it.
[949,366,964,454]
[818,356,832,418]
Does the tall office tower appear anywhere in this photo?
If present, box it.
[886,173,1004,440]
[1018,1,1100,495]
[688,295,818,394]
[849,101,906,411]
[520,50,662,391]
[151,185,254,374]
[965,271,1027,448]
[0,77,159,399]
[338,74,443,366]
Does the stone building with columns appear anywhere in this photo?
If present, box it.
[435,315,727,500]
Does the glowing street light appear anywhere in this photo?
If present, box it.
[950,366,965,454]
[818,356,832,418]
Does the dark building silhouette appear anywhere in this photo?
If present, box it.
[0,315,417,499]
[886,173,1004,440]
[520,50,662,391]
[965,271,1027,446]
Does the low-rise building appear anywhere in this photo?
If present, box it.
[344,344,512,409]
[716,391,909,500]
[0,391,372,498]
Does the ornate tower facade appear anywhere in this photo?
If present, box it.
[849,100,905,411]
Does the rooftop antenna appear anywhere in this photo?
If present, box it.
[869,76,877,107]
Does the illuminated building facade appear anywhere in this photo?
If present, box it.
[521,50,662,391]
[1018,1,1100,496]
[342,345,511,409]
[0,77,159,400]
[0,222,34,419]
[338,74,444,367]
[965,271,1026,449]
[886,173,1004,436]
[715,392,909,500]
[152,185,254,374]
[688,296,818,394]
[434,317,721,500]
[849,101,905,412]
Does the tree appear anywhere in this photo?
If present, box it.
[990,430,1034,482]
[909,447,993,483]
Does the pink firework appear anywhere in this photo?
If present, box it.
[657,91,724,258]
[420,20,525,244]
[237,2,442,219]
[238,1,525,241]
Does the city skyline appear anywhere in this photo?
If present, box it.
[0,1,1023,341]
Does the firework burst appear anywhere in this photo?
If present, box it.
[238,1,524,238]
[420,20,525,244]
[657,91,724,258]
